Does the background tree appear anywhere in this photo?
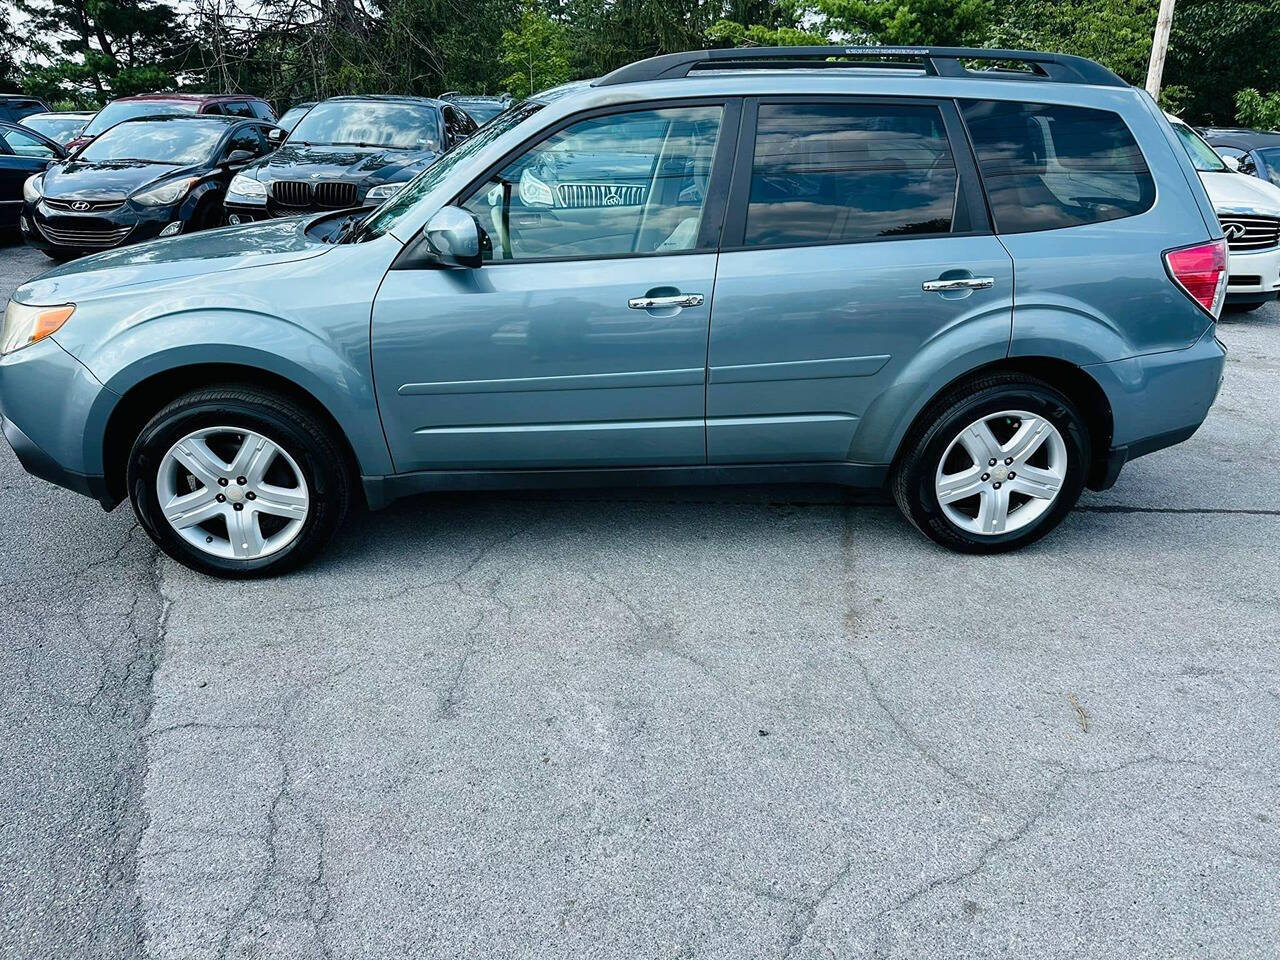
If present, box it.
[814,0,993,45]
[14,0,187,105]
[499,0,574,98]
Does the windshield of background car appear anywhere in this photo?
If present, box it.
[277,104,313,132]
[21,115,87,144]
[460,102,506,124]
[78,119,226,165]
[1171,120,1228,172]
[288,101,442,151]
[359,100,543,240]
[1253,147,1280,187]
[83,100,199,138]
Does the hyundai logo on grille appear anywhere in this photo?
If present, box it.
[71,200,91,212]
[1223,222,1247,240]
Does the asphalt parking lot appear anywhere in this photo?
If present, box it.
[1,236,1277,960]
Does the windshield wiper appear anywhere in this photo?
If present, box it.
[327,210,372,245]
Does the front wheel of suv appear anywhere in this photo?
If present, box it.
[127,386,352,578]
[892,374,1090,553]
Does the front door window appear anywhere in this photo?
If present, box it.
[459,105,723,261]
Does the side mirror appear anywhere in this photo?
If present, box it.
[267,127,285,143]
[410,205,483,269]
[224,149,255,168]
[1220,154,1241,172]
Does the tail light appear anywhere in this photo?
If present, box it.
[1164,239,1228,318]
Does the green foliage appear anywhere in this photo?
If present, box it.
[1158,83,1193,117]
[706,18,827,46]
[500,0,574,98]
[1234,88,1280,132]
[14,0,185,104]
[990,0,1155,84]
[1166,0,1280,124]
[813,0,993,45]
[3,0,1279,130]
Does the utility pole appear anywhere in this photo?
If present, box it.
[1145,0,1177,100]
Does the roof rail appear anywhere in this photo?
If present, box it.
[594,46,1128,89]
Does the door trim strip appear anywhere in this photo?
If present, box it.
[399,367,705,396]
[709,354,890,384]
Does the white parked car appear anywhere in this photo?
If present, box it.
[1168,113,1280,312]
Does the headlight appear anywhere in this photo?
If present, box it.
[1,301,76,356]
[23,174,43,203]
[131,176,198,206]
[228,173,267,203]
[365,182,404,202]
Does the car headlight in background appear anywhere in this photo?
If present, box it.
[228,173,268,203]
[1,301,76,356]
[365,182,404,202]
[22,175,43,204]
[131,177,198,206]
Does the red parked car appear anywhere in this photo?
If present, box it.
[66,93,276,152]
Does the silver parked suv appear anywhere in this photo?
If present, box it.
[1,47,1228,577]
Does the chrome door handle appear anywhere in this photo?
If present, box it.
[922,276,995,293]
[628,293,705,310]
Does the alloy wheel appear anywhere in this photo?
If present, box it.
[934,409,1068,536]
[155,426,310,561]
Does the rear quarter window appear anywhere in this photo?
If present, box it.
[960,100,1155,234]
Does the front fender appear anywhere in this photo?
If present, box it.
[77,309,392,478]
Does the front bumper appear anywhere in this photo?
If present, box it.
[1225,243,1280,303]
[0,335,117,508]
[22,199,179,254]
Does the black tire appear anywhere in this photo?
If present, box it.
[127,385,352,578]
[1222,300,1268,315]
[891,373,1090,554]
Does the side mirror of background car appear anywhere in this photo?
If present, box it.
[224,149,255,168]
[394,205,483,270]
[267,127,285,143]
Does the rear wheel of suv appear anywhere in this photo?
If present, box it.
[127,386,351,578]
[892,374,1090,553]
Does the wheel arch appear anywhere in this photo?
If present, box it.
[99,362,371,508]
[887,356,1115,489]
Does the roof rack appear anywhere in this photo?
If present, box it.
[594,46,1128,89]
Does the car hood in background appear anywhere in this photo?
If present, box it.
[14,217,332,306]
[1199,170,1280,218]
[39,159,201,202]
[244,142,441,187]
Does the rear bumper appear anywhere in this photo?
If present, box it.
[1085,325,1226,489]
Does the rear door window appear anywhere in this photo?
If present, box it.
[960,100,1155,233]
[742,102,960,247]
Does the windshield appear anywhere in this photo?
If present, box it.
[83,100,199,138]
[21,115,88,145]
[1171,119,1228,172]
[288,100,442,151]
[358,101,542,241]
[1254,147,1280,187]
[458,101,506,124]
[78,118,227,165]
[277,104,313,132]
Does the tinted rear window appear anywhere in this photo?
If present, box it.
[960,100,1155,233]
[83,100,200,137]
[744,102,958,247]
